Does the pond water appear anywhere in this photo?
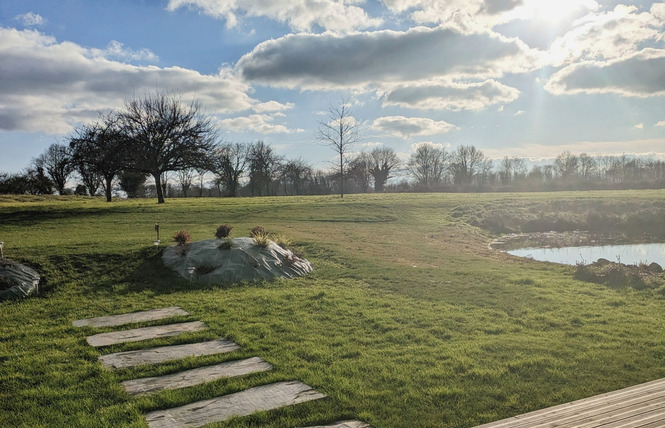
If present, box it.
[506,243,665,266]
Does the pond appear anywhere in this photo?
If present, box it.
[506,243,665,266]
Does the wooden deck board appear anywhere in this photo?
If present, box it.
[475,378,665,428]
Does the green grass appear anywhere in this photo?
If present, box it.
[0,191,663,427]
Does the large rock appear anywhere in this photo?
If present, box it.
[0,258,40,301]
[161,237,313,284]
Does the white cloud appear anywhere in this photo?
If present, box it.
[14,12,46,27]
[236,26,540,91]
[381,79,519,110]
[166,0,382,32]
[634,123,644,129]
[545,48,665,97]
[381,0,524,32]
[0,27,258,134]
[96,40,159,63]
[372,116,458,138]
[410,141,450,151]
[655,120,665,127]
[547,4,665,66]
[252,100,295,113]
[217,114,304,134]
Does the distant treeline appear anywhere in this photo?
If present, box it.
[3,142,663,199]
[1,93,663,200]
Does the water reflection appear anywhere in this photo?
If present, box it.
[506,243,665,266]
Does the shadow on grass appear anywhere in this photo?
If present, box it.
[40,247,275,299]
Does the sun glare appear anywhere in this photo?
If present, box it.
[526,0,598,24]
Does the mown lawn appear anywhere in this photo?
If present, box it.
[0,191,663,427]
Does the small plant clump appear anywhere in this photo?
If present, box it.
[250,226,266,237]
[574,260,664,290]
[252,232,271,248]
[271,233,293,250]
[173,230,192,246]
[215,224,233,239]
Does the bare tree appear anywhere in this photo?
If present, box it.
[69,116,127,201]
[554,151,579,182]
[210,142,247,197]
[449,145,490,186]
[34,143,74,195]
[368,147,400,192]
[117,92,216,203]
[579,153,597,181]
[247,141,282,196]
[408,144,448,188]
[348,152,373,193]
[281,158,312,195]
[498,156,526,184]
[316,100,362,198]
[176,168,196,197]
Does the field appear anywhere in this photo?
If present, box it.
[0,191,663,428]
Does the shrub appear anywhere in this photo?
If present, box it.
[252,231,271,248]
[173,230,192,246]
[215,224,233,239]
[250,226,266,237]
[271,233,293,249]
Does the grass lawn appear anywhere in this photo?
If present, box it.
[0,191,663,427]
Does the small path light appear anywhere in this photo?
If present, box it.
[0,241,4,258]
[153,239,161,250]
[155,223,160,241]
[187,266,196,282]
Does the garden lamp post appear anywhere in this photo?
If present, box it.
[0,241,3,258]
[187,266,196,282]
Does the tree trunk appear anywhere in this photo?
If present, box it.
[104,175,113,202]
[154,172,165,204]
[340,151,344,198]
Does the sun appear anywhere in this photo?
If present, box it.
[525,0,598,24]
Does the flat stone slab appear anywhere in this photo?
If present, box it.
[145,380,326,428]
[87,321,207,347]
[122,357,273,396]
[73,307,189,328]
[99,339,240,369]
[303,422,371,428]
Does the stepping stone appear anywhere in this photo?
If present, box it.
[100,339,240,369]
[145,380,326,428]
[121,357,273,396]
[303,422,371,428]
[86,321,207,347]
[73,307,189,328]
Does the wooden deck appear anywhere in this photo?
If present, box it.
[475,378,665,428]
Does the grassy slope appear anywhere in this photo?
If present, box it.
[0,191,663,428]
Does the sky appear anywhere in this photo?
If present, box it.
[1,0,664,175]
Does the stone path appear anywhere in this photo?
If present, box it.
[86,321,207,347]
[122,357,273,396]
[99,338,240,370]
[74,306,372,427]
[73,306,189,328]
[145,381,326,428]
